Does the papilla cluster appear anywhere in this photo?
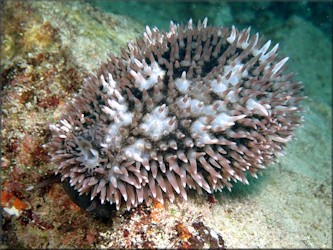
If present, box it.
[45,18,304,212]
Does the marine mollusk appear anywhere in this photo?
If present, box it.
[46,18,303,211]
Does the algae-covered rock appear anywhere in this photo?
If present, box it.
[1,1,142,248]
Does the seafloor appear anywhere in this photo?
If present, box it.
[1,1,332,248]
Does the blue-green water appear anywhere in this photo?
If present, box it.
[88,1,332,39]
